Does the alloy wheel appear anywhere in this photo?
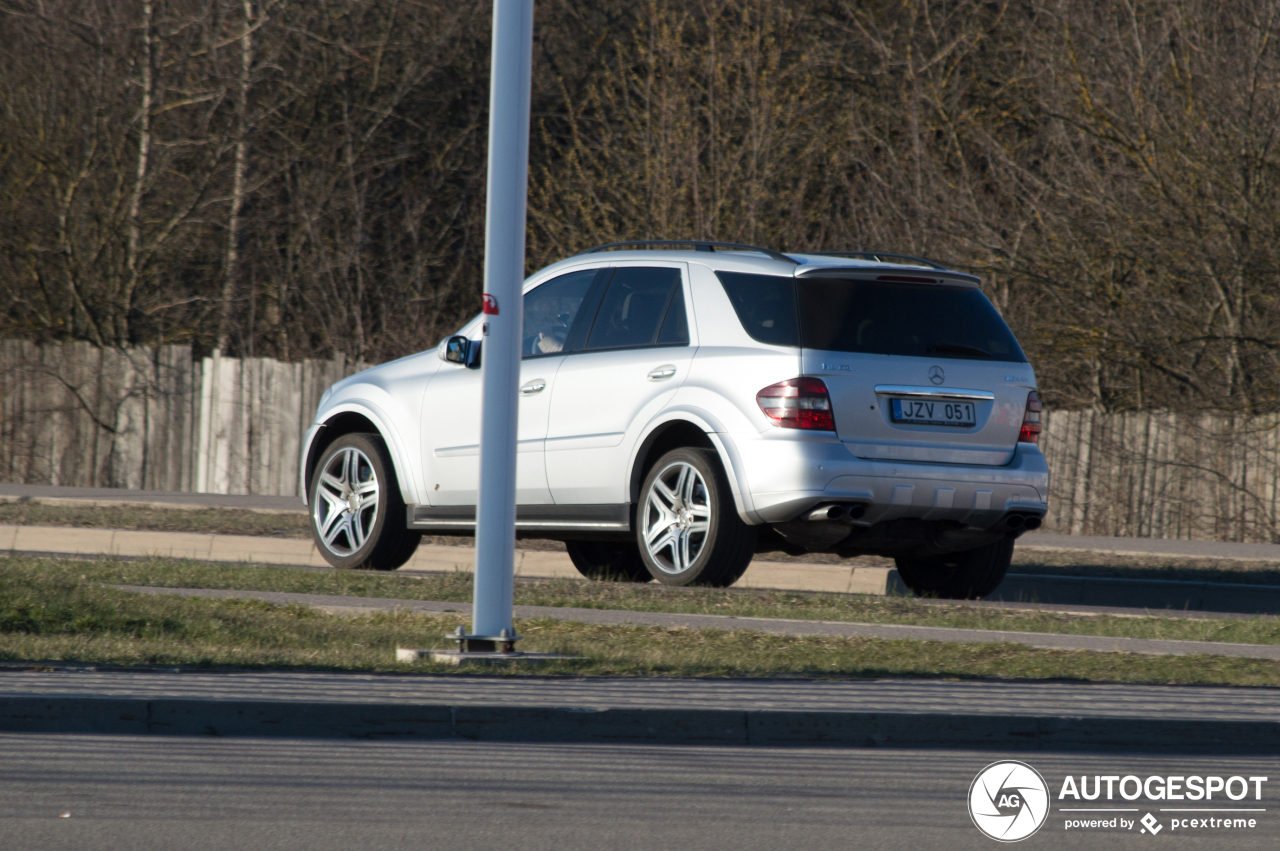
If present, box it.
[313,446,380,556]
[641,461,712,574]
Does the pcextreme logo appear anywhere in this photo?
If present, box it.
[968,761,1269,842]
[969,761,1051,842]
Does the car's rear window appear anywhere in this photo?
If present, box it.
[716,272,1025,363]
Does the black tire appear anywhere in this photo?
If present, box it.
[309,432,421,571]
[565,540,651,582]
[635,447,757,587]
[894,538,1014,599]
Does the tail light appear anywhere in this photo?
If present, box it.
[757,378,835,431]
[1019,391,1042,443]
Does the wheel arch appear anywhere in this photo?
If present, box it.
[303,406,416,506]
[627,413,759,524]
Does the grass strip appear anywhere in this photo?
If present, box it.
[10,555,1280,647]
[0,503,310,538]
[3,562,1280,685]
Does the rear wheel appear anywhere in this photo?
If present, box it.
[894,538,1014,599]
[565,540,651,582]
[309,432,421,571]
[636,448,756,587]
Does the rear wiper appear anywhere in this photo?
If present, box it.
[926,342,992,358]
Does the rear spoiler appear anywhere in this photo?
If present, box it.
[795,265,981,288]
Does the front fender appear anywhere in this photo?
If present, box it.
[307,398,423,507]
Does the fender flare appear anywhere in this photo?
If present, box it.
[627,406,762,526]
[303,401,421,507]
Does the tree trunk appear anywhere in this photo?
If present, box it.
[218,0,255,354]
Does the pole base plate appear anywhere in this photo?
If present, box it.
[395,647,581,666]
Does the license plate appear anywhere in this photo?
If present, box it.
[890,398,976,427]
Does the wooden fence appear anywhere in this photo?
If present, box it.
[1040,409,1280,543]
[2,340,1280,543]
[0,341,361,498]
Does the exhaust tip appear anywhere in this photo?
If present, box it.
[1005,514,1025,530]
[806,504,865,522]
[1023,515,1042,530]
[807,505,847,522]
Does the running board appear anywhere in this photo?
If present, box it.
[408,503,630,533]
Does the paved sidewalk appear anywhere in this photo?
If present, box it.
[0,524,903,596]
[111,584,1280,660]
[12,522,1280,613]
[5,483,1280,562]
[2,668,1277,752]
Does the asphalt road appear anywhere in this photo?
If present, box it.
[8,669,1278,722]
[1,735,1276,851]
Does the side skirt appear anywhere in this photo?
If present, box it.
[407,503,631,536]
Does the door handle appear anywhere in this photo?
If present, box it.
[647,365,677,380]
[519,379,547,395]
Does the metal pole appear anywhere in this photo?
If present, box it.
[472,0,534,643]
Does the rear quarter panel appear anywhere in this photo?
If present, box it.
[677,262,806,519]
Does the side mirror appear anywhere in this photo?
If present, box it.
[440,335,481,368]
[441,335,468,365]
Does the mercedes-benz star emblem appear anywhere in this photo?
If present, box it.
[928,365,945,385]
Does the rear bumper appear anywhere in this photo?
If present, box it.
[731,433,1048,529]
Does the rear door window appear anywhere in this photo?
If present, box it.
[584,267,685,350]
[796,279,1025,362]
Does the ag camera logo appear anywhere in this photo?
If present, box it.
[969,761,1050,842]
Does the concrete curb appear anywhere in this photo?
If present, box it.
[3,695,1277,753]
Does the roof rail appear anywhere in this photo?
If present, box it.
[577,239,799,265]
[808,250,948,270]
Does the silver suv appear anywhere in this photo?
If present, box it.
[300,241,1048,598]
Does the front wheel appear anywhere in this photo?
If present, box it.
[894,538,1014,599]
[310,432,421,570]
[636,448,756,587]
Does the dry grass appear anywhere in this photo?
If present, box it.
[3,572,1280,685]
[9,555,1280,650]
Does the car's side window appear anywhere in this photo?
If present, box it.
[715,271,799,347]
[583,267,685,351]
[655,288,689,344]
[522,269,598,358]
